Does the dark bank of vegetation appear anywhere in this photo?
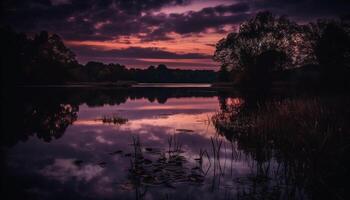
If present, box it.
[212,93,350,200]
[214,12,350,90]
[0,27,216,87]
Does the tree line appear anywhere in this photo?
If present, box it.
[0,27,216,86]
[214,11,350,89]
[79,62,216,83]
[2,12,349,88]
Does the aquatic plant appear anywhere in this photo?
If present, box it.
[100,114,128,125]
[126,136,206,190]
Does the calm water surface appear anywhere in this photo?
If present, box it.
[133,83,212,88]
[1,86,349,200]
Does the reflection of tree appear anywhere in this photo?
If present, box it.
[212,94,350,200]
[1,87,218,146]
[56,87,217,107]
[24,104,78,142]
[2,90,79,146]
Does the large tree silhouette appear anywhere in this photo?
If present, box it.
[1,27,78,85]
[213,12,307,86]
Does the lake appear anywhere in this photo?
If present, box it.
[1,85,349,200]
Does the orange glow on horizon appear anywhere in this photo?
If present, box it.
[65,32,226,56]
[138,58,215,64]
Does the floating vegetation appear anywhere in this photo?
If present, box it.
[99,114,128,125]
[123,136,206,190]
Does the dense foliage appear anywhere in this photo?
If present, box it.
[78,63,216,83]
[214,12,350,87]
[1,27,78,84]
[214,12,302,71]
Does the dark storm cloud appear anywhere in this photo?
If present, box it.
[201,2,250,14]
[156,5,250,34]
[70,46,211,59]
[3,0,349,43]
[2,0,190,15]
[3,0,350,36]
[1,0,191,40]
[1,0,251,42]
[252,0,350,21]
[137,3,250,41]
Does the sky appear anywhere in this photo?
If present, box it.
[2,0,350,70]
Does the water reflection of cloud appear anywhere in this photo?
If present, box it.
[40,158,104,183]
[77,97,219,121]
[73,107,217,141]
[96,135,114,145]
[6,96,258,199]
[119,112,216,138]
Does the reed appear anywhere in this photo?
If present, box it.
[212,95,350,199]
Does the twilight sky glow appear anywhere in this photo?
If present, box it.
[2,0,350,69]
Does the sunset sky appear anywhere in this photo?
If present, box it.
[2,0,349,70]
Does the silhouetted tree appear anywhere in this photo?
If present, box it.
[218,65,230,82]
[306,19,350,69]
[316,22,350,69]
[1,27,79,85]
[147,65,156,70]
[1,27,31,85]
[303,19,350,87]
[157,64,168,70]
[214,12,304,86]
